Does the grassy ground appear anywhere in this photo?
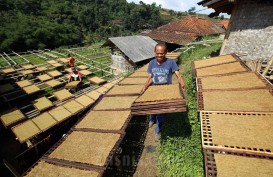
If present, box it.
[157,43,222,177]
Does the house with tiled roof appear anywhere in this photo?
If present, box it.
[141,15,225,50]
[198,0,273,62]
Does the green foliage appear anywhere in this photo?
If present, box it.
[157,43,222,177]
[0,0,166,52]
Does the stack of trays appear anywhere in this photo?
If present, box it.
[201,111,273,177]
[131,84,186,115]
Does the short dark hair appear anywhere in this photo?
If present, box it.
[155,43,167,52]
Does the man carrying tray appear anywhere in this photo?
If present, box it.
[142,43,186,140]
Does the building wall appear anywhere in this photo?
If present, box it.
[111,50,134,71]
[222,0,273,61]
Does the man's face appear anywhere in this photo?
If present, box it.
[155,46,167,63]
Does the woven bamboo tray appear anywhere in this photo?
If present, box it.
[65,81,81,89]
[22,64,35,70]
[74,110,131,133]
[22,85,40,94]
[11,120,41,143]
[197,72,272,91]
[192,54,239,69]
[89,77,106,85]
[53,89,73,101]
[45,130,125,169]
[57,58,69,63]
[0,108,25,127]
[105,85,143,96]
[80,70,92,76]
[204,149,273,177]
[44,80,62,87]
[62,100,84,114]
[193,61,250,78]
[16,80,33,88]
[93,96,138,111]
[47,70,62,78]
[48,106,72,122]
[197,88,273,112]
[118,77,148,85]
[33,96,53,112]
[201,111,273,157]
[23,160,103,177]
[75,95,95,107]
[32,112,57,132]
[36,66,48,72]
[1,67,16,74]
[77,65,88,70]
[128,71,149,78]
[37,74,52,82]
[136,64,149,72]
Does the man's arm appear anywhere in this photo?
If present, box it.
[174,70,186,92]
[141,73,152,94]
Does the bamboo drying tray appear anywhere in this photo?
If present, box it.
[93,96,138,111]
[75,110,131,132]
[80,70,92,76]
[47,60,57,64]
[89,77,106,85]
[95,87,109,94]
[201,111,273,156]
[44,80,62,87]
[102,82,115,89]
[62,100,84,114]
[77,65,88,70]
[105,85,143,96]
[86,90,101,100]
[193,62,250,78]
[1,68,16,74]
[37,74,52,82]
[129,71,149,78]
[118,77,147,85]
[47,70,62,78]
[65,68,72,73]
[11,120,41,143]
[48,106,72,122]
[50,63,63,67]
[24,160,102,177]
[33,96,53,111]
[0,108,25,127]
[204,149,273,177]
[20,70,34,75]
[16,80,33,88]
[65,81,81,89]
[32,112,57,132]
[193,54,239,69]
[75,95,95,107]
[136,64,149,72]
[132,84,187,115]
[0,84,15,94]
[53,89,73,101]
[198,88,273,112]
[22,85,40,94]
[22,64,35,70]
[197,72,271,91]
[36,66,48,72]
[57,58,69,63]
[47,131,123,167]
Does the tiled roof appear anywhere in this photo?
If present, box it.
[217,20,230,29]
[143,30,197,45]
[143,16,225,45]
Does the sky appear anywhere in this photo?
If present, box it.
[126,0,230,18]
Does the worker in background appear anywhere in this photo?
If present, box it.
[68,67,82,83]
[141,43,186,141]
[68,54,75,67]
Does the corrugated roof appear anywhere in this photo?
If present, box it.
[107,36,157,63]
[143,15,225,45]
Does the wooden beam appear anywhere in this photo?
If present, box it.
[262,56,273,76]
